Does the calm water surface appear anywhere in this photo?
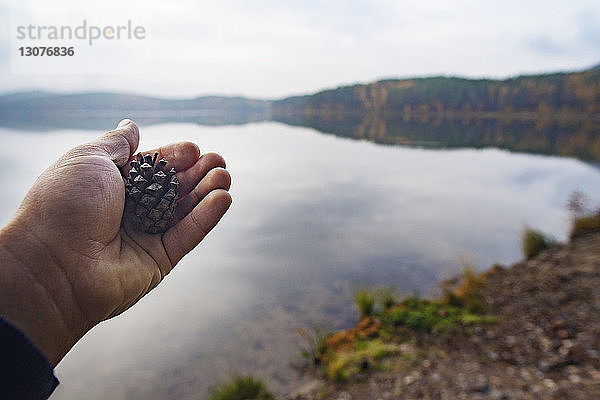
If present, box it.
[1,122,599,399]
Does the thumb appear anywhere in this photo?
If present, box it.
[87,119,140,167]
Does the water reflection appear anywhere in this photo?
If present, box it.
[272,113,600,162]
[0,110,268,131]
[3,108,599,162]
[1,123,599,399]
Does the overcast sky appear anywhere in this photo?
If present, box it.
[1,0,599,99]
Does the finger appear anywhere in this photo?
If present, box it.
[85,119,140,167]
[175,152,227,197]
[174,168,231,221]
[163,189,232,265]
[122,141,201,176]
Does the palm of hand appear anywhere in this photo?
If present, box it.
[18,123,231,336]
[48,152,171,325]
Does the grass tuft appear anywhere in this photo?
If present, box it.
[521,227,553,259]
[453,267,487,314]
[570,212,600,239]
[326,339,401,382]
[377,287,397,311]
[355,289,376,318]
[208,375,274,400]
[296,325,331,365]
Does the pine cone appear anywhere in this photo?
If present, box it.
[124,152,179,234]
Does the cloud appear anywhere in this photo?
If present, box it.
[1,0,599,97]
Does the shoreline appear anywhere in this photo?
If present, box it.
[289,232,600,400]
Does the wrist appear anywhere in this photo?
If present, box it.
[0,216,85,366]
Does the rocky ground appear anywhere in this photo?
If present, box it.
[289,232,600,400]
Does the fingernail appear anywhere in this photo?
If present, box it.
[117,119,134,128]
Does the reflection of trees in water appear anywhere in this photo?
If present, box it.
[355,113,388,142]
[273,112,600,162]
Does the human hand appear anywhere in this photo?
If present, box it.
[0,119,232,366]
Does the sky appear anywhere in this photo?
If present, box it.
[1,0,599,99]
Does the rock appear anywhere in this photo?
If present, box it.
[589,369,600,380]
[542,378,558,392]
[539,356,568,372]
[568,343,587,364]
[524,322,535,331]
[519,368,532,381]
[500,351,512,362]
[587,349,600,359]
[505,335,517,347]
[336,391,351,400]
[468,374,489,393]
[551,317,567,330]
[561,339,574,349]
[557,329,570,339]
[534,369,544,379]
[529,384,542,394]
[402,371,421,386]
[538,336,553,352]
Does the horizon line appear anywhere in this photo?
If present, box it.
[2,62,598,101]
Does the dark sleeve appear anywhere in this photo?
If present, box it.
[0,316,59,400]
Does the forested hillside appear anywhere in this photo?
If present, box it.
[272,66,600,118]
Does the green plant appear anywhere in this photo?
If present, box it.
[328,362,350,382]
[377,287,397,310]
[521,227,553,259]
[209,375,274,400]
[326,339,401,382]
[461,314,498,324]
[443,291,464,308]
[297,325,330,365]
[355,289,376,318]
[570,212,600,239]
[565,190,600,239]
[490,263,504,272]
[457,267,487,314]
[383,301,459,333]
[382,271,494,334]
[402,293,422,310]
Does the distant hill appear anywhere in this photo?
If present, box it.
[272,66,600,119]
[0,92,271,130]
[0,91,270,113]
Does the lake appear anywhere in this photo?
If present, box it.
[1,120,600,399]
